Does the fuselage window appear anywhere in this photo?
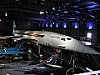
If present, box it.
[67,38,71,40]
[61,38,65,41]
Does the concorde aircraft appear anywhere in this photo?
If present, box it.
[14,30,100,55]
[0,20,99,55]
[0,30,100,55]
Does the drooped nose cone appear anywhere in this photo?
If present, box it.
[79,43,100,55]
[65,37,100,55]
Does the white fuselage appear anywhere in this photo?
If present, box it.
[17,31,99,55]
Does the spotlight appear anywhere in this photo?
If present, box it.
[45,22,48,27]
[56,23,59,28]
[50,22,53,27]
[63,22,67,28]
[5,12,7,16]
[73,22,79,29]
[52,7,55,10]
[87,32,92,39]
[87,22,94,29]
[40,11,44,14]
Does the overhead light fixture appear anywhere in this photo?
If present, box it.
[45,22,48,27]
[56,23,59,28]
[0,19,1,21]
[74,6,78,8]
[63,22,67,28]
[75,11,80,14]
[87,21,94,29]
[5,12,7,16]
[73,22,79,29]
[65,3,69,6]
[89,14,95,18]
[70,18,76,19]
[52,7,55,10]
[53,22,55,24]
[64,11,68,14]
[87,5,97,9]
[75,25,78,29]
[50,22,53,27]
[56,14,59,15]
[40,11,44,14]
[64,25,67,28]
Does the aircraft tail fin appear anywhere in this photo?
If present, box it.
[13,20,17,35]
[44,54,58,65]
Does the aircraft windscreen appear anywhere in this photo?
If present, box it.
[61,38,65,41]
[67,38,71,40]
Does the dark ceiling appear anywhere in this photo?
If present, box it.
[0,0,100,21]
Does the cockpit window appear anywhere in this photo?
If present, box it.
[61,38,65,41]
[67,38,71,40]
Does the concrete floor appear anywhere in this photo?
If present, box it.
[0,69,25,75]
[0,62,64,75]
[0,62,37,75]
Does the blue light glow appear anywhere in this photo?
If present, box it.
[56,23,59,28]
[75,11,80,14]
[63,22,67,28]
[74,6,78,8]
[65,3,69,6]
[73,22,79,29]
[64,11,68,13]
[45,22,48,27]
[87,5,97,9]
[50,22,53,27]
[87,22,94,29]
[53,22,55,24]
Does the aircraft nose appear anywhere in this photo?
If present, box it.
[82,45,100,55]
[65,38,100,55]
[76,41,100,55]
